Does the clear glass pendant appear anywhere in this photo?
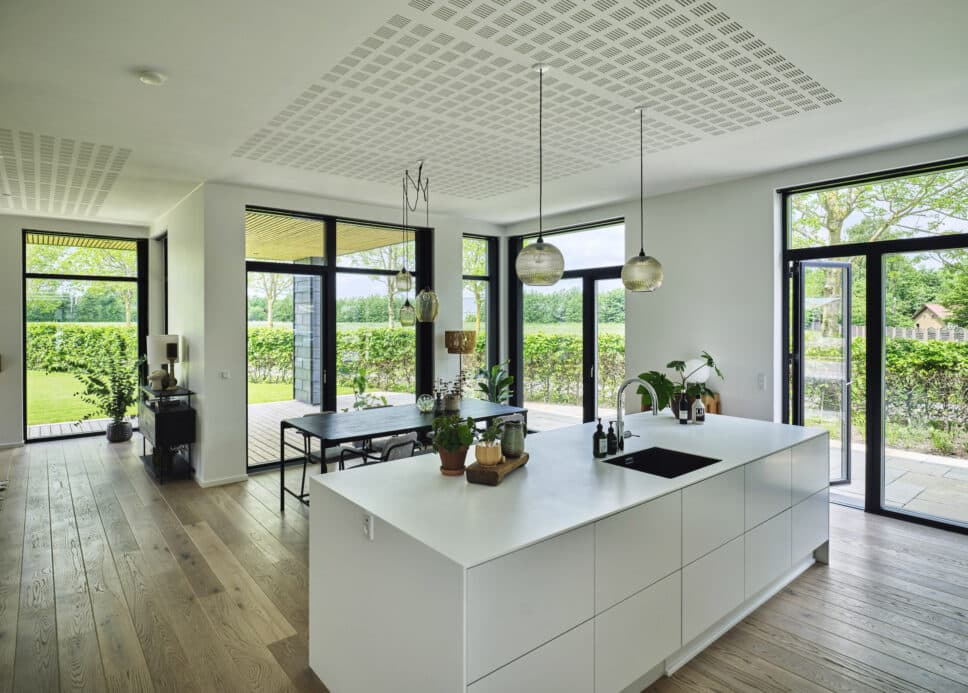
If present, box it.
[415,288,439,323]
[621,251,663,292]
[515,239,564,286]
[399,299,416,326]
[395,268,412,293]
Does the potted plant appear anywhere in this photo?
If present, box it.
[638,351,724,417]
[477,360,514,404]
[475,420,503,467]
[432,415,475,476]
[68,332,142,442]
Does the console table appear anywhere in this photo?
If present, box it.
[138,386,196,483]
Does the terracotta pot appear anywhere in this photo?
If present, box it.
[475,442,502,467]
[439,445,469,476]
[106,421,132,443]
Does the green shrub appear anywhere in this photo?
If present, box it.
[26,323,137,372]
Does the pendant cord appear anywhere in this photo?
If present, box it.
[538,67,544,242]
[639,108,645,256]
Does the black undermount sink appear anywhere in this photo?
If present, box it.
[602,447,721,478]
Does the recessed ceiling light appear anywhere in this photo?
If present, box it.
[137,69,167,86]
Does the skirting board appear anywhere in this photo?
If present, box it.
[0,441,25,449]
[195,472,250,488]
[664,554,816,675]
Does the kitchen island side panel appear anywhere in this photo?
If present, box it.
[310,480,464,693]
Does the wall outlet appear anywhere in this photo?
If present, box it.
[756,373,767,391]
[363,514,375,541]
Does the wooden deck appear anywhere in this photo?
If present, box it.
[27,416,139,441]
[3,436,968,691]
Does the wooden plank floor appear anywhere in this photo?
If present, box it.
[2,438,968,692]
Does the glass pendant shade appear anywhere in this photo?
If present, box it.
[399,299,416,327]
[515,239,565,286]
[395,269,412,293]
[621,251,664,292]
[414,287,439,323]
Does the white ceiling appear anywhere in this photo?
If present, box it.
[1,0,966,226]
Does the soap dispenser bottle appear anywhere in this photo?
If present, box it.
[692,395,706,424]
[606,421,618,455]
[593,418,607,458]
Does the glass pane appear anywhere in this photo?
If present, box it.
[523,222,625,271]
[882,248,968,526]
[463,236,489,276]
[462,279,488,385]
[245,210,325,263]
[336,222,413,271]
[596,279,624,422]
[25,233,137,277]
[788,166,968,249]
[246,271,320,467]
[25,278,139,439]
[336,274,415,407]
[522,279,583,430]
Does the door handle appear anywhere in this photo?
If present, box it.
[589,366,595,379]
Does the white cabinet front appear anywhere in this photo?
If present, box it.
[682,535,745,643]
[792,435,829,505]
[466,525,594,683]
[682,467,744,564]
[793,487,829,561]
[745,449,792,530]
[595,572,681,693]
[745,509,791,598]
[595,491,681,613]
[467,621,594,693]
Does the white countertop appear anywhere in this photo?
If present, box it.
[310,412,825,568]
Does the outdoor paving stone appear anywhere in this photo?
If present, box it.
[884,478,926,506]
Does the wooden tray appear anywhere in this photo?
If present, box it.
[466,453,529,486]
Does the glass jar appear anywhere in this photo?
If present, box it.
[501,421,525,458]
[417,394,435,413]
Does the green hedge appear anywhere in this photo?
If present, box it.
[27,323,137,372]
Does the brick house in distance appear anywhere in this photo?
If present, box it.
[913,303,952,329]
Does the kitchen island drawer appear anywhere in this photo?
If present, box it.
[682,534,744,643]
[682,467,744,564]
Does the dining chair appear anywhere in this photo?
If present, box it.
[340,431,420,470]
[297,411,337,499]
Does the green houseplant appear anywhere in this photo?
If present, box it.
[475,419,503,467]
[432,415,475,475]
[477,360,514,404]
[638,351,724,414]
[68,332,143,442]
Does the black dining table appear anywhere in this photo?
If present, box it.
[279,399,527,511]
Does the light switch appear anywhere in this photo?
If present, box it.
[756,373,767,391]
[219,370,231,379]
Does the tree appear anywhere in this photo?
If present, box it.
[792,169,968,333]
[249,273,293,328]
[462,239,488,334]
[348,242,410,328]
[941,253,968,327]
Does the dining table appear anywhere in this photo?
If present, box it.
[279,399,527,511]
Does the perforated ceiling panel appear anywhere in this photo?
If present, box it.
[234,0,839,200]
[0,129,131,217]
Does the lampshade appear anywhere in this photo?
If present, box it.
[395,269,412,293]
[515,239,565,286]
[445,330,477,355]
[146,335,181,368]
[683,358,711,384]
[415,287,439,323]
[399,299,416,327]
[621,251,663,292]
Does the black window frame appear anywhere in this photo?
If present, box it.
[244,206,434,471]
[507,218,625,421]
[781,155,968,536]
[461,234,500,371]
[22,229,149,442]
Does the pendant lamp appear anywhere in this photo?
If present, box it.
[515,64,564,286]
[621,106,663,292]
[412,166,438,323]
[398,173,417,325]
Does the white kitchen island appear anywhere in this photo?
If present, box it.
[309,412,829,693]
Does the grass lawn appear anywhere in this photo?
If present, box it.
[27,370,137,425]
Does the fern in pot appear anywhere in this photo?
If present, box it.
[432,415,475,476]
[68,332,143,442]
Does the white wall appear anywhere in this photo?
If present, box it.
[0,215,148,447]
[504,131,968,422]
[159,182,501,486]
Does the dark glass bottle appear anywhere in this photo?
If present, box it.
[606,421,618,455]
[678,390,690,425]
[593,418,607,458]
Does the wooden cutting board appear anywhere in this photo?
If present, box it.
[466,453,529,486]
